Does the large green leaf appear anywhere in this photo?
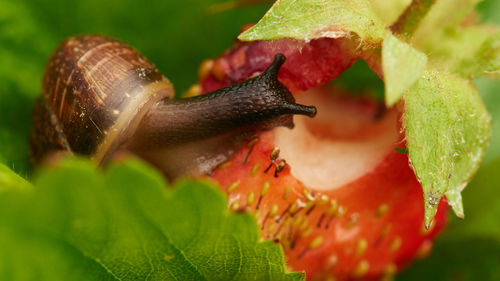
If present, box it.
[404,70,490,226]
[0,158,303,281]
[238,0,385,43]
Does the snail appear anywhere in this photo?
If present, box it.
[30,35,316,179]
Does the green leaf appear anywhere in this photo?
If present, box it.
[0,158,303,281]
[382,32,427,106]
[449,157,500,238]
[406,0,500,79]
[238,0,386,43]
[421,27,489,71]
[404,70,491,226]
[407,0,485,78]
[391,0,498,79]
[457,31,500,78]
[396,158,500,281]
[412,0,481,44]
[411,24,500,79]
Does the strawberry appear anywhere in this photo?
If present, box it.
[199,37,448,281]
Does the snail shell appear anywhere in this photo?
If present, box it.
[30,35,174,164]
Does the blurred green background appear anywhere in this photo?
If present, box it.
[0,0,499,280]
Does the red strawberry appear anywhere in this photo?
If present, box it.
[199,38,448,281]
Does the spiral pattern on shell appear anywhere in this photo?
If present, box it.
[30,35,174,164]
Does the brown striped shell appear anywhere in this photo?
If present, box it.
[30,35,174,164]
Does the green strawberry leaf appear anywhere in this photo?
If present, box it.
[238,0,385,43]
[412,24,500,79]
[0,158,303,281]
[411,0,481,44]
[404,70,490,226]
[408,0,500,79]
[395,2,500,277]
[457,30,500,78]
[448,157,500,239]
[397,157,500,281]
[382,32,427,106]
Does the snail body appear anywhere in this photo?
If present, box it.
[31,35,316,179]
